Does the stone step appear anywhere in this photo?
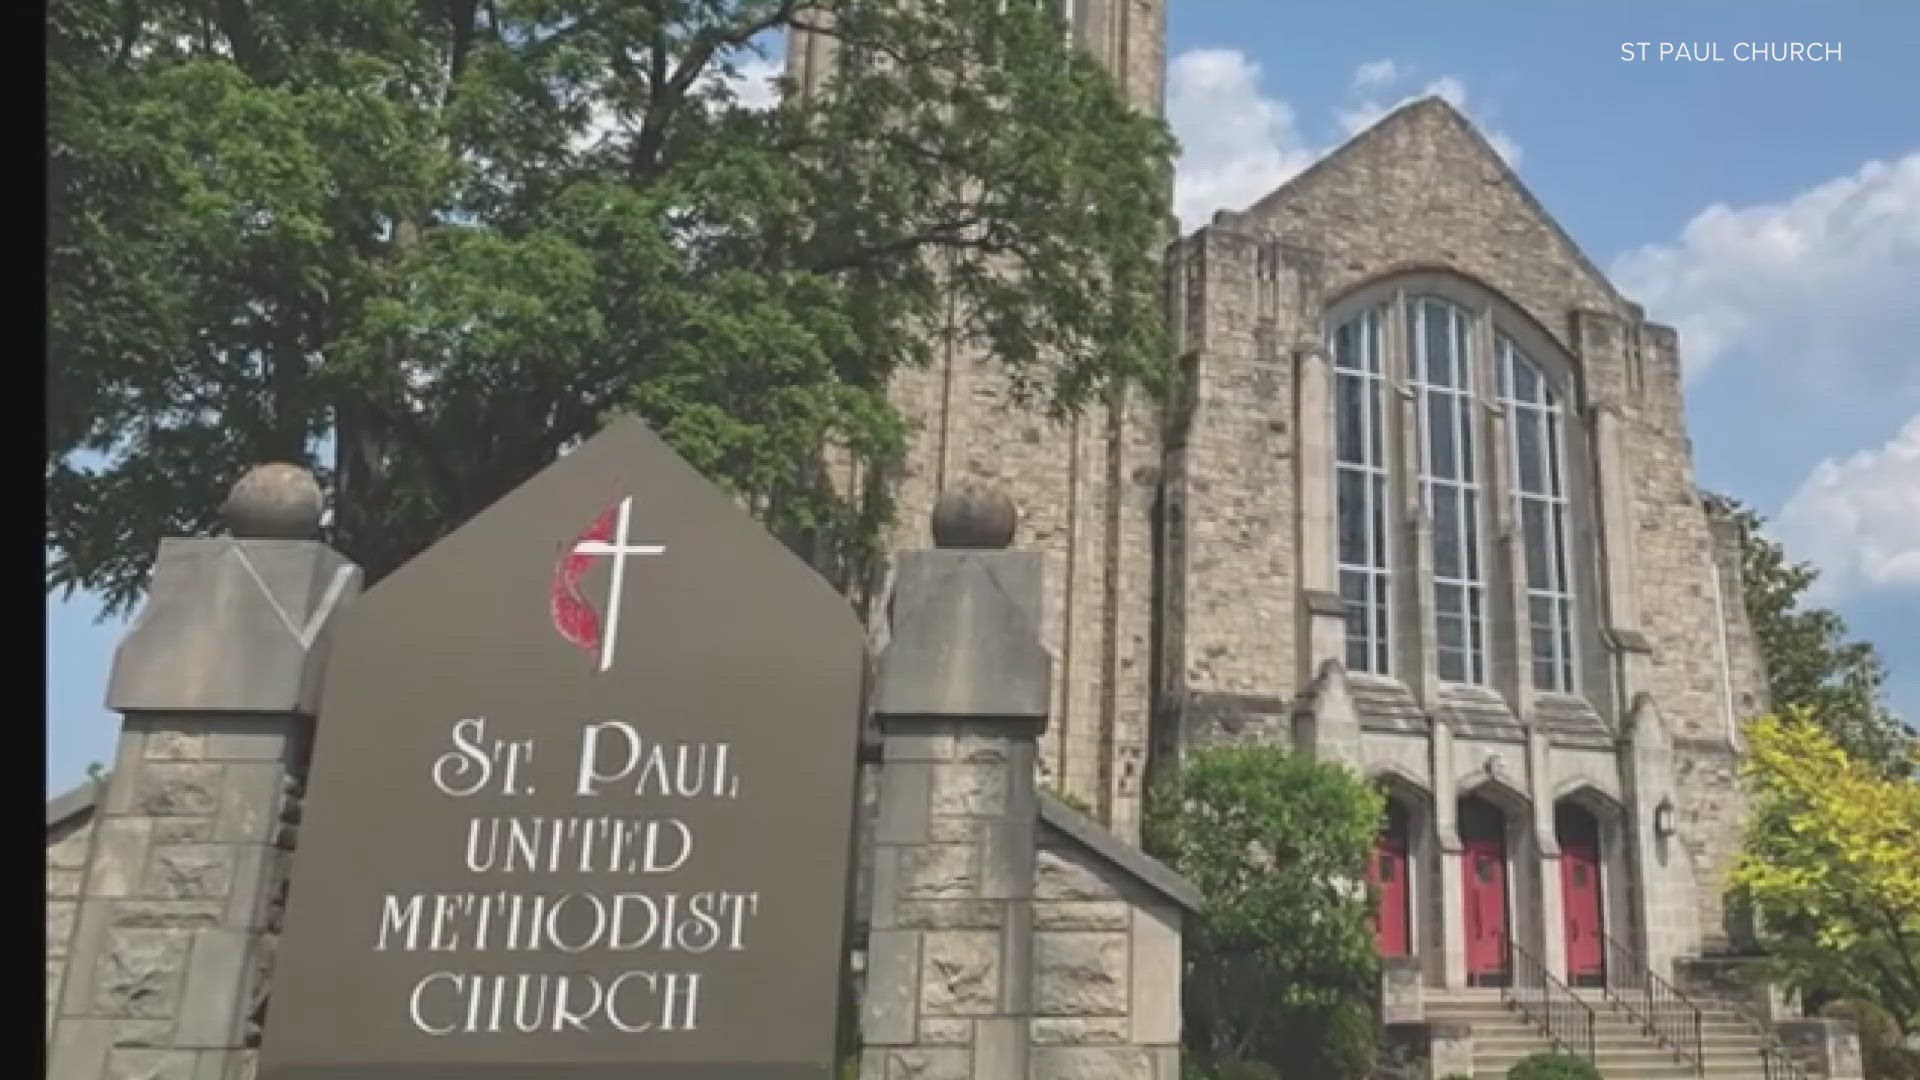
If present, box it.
[1474,1028,1767,1049]
[1427,1002,1760,1033]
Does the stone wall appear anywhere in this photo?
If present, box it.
[1032,799,1189,1080]
[860,526,1196,1080]
[47,784,100,1038]
[48,716,306,1080]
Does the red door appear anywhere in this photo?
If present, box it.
[1371,800,1412,957]
[1460,797,1510,985]
[1558,805,1606,986]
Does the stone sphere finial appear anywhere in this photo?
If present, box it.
[223,462,323,539]
[931,484,1017,549]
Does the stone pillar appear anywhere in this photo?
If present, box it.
[1777,1019,1867,1080]
[1622,692,1681,979]
[1381,956,1425,1025]
[1380,1021,1473,1080]
[1433,721,1468,990]
[1400,387,1441,710]
[861,487,1051,1080]
[1294,341,1347,677]
[47,465,360,1080]
[1526,731,1567,983]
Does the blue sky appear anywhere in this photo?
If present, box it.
[44,1,1919,791]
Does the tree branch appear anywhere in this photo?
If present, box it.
[629,0,799,178]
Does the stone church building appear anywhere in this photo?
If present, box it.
[50,1,1791,1073]
[794,0,1766,998]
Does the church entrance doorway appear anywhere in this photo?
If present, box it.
[1459,795,1510,986]
[1557,802,1606,987]
[1371,798,1413,957]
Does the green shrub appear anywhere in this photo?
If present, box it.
[1213,1062,1282,1080]
[1148,746,1383,1077]
[1506,1052,1603,1080]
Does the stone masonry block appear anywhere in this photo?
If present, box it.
[145,846,237,900]
[106,1049,198,1080]
[892,901,1005,931]
[90,818,157,898]
[104,730,152,815]
[863,929,921,1046]
[901,845,980,900]
[214,764,284,843]
[919,931,1000,1016]
[876,763,932,846]
[1031,1046,1153,1080]
[1035,849,1120,902]
[95,928,190,1018]
[50,869,85,899]
[175,928,249,1047]
[151,819,217,844]
[971,1016,1023,1080]
[49,1017,114,1080]
[1034,901,1131,931]
[926,818,988,844]
[50,822,95,869]
[1032,1016,1131,1045]
[49,899,77,948]
[929,764,1007,817]
[917,1017,972,1045]
[145,729,205,761]
[113,1020,176,1047]
[882,1048,970,1080]
[1130,900,1180,1045]
[134,766,223,818]
[1034,931,1129,1016]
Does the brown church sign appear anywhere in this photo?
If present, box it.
[259,417,865,1080]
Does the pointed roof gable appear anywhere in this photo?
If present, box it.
[1230,95,1637,329]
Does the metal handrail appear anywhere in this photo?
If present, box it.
[1666,958,1814,1080]
[1599,931,1705,1075]
[1711,990,1813,1080]
[1761,1042,1812,1080]
[1502,935,1598,1064]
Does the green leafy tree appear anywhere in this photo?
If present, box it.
[47,0,1173,613]
[1145,745,1385,1078]
[1707,493,1917,1022]
[1735,710,1920,1028]
[1705,493,1912,772]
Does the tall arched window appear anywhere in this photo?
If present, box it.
[1326,280,1584,698]
[1333,306,1391,674]
[1500,336,1577,692]
[1410,296,1487,686]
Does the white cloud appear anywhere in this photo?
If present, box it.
[1351,59,1400,93]
[1775,414,1920,602]
[1168,52,1523,231]
[1611,153,1920,384]
[1167,49,1319,232]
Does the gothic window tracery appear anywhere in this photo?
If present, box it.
[1326,281,1582,696]
[1409,296,1487,685]
[1333,306,1392,674]
[1500,336,1578,693]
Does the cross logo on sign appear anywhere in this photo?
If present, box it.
[549,496,666,672]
